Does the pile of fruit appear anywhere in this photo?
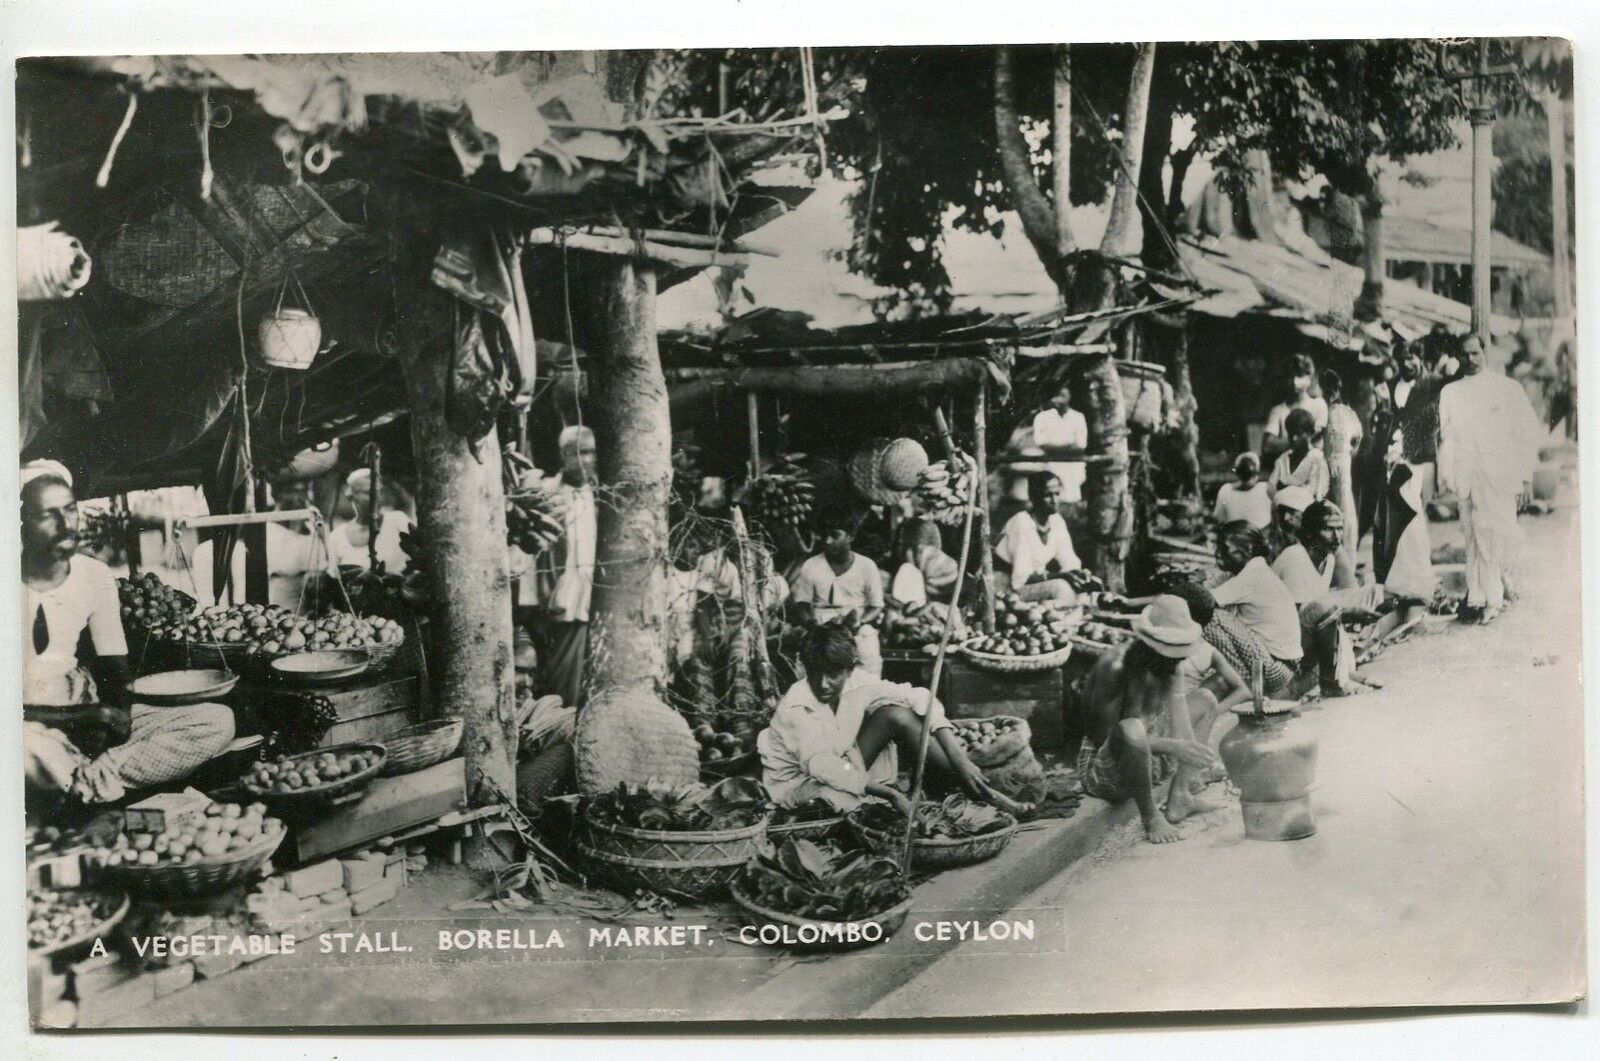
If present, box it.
[27,887,123,951]
[503,448,573,556]
[950,716,1026,762]
[584,777,770,832]
[913,452,977,526]
[691,716,758,767]
[739,838,909,923]
[246,747,382,795]
[853,793,1012,841]
[144,602,404,657]
[745,454,816,534]
[964,595,1077,658]
[117,572,195,630]
[1075,620,1134,653]
[882,599,957,649]
[97,800,283,866]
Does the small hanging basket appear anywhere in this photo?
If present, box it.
[1116,360,1169,433]
[257,273,321,370]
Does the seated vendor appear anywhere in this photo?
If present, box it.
[1077,596,1242,844]
[889,518,959,606]
[1267,485,1314,561]
[1270,500,1384,698]
[1266,408,1330,502]
[22,462,235,807]
[1209,521,1303,698]
[995,472,1081,603]
[790,516,885,677]
[757,624,1032,816]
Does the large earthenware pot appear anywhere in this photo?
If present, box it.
[1219,703,1318,840]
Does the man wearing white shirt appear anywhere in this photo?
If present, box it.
[1031,382,1088,504]
[995,473,1081,602]
[532,426,598,704]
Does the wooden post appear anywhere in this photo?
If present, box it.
[118,494,142,576]
[746,391,762,479]
[972,383,996,632]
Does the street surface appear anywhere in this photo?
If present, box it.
[872,504,1587,1016]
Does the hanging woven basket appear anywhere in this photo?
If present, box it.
[877,437,930,492]
[258,307,322,370]
[1116,360,1169,433]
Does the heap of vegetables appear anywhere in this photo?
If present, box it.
[853,793,1012,841]
[965,595,1077,658]
[882,599,958,649]
[141,602,403,657]
[118,573,195,630]
[739,838,910,923]
[28,887,122,951]
[584,777,770,832]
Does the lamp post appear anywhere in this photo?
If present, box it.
[1446,39,1519,347]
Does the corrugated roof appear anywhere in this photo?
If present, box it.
[1384,214,1550,268]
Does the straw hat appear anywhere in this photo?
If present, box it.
[1130,595,1205,659]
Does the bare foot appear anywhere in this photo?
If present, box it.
[1144,816,1182,843]
[1320,682,1360,699]
[1165,789,1228,823]
[977,784,1035,820]
[1478,605,1503,625]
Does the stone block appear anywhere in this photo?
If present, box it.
[383,858,408,887]
[151,961,195,997]
[316,899,353,923]
[283,859,341,898]
[71,955,139,997]
[342,854,387,893]
[192,950,243,980]
[75,973,155,1027]
[37,999,78,1028]
[318,887,350,904]
[349,878,400,915]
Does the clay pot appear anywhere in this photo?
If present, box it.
[1116,360,1168,433]
[258,307,322,369]
[1218,706,1319,840]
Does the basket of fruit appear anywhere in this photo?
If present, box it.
[730,838,913,951]
[847,794,1019,871]
[242,743,388,811]
[98,800,286,897]
[379,717,464,777]
[1071,620,1134,658]
[767,798,845,843]
[948,716,1031,768]
[960,596,1078,673]
[690,717,760,778]
[118,573,197,654]
[578,778,772,900]
[28,886,130,957]
[142,603,405,678]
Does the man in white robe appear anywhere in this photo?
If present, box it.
[1437,336,1543,623]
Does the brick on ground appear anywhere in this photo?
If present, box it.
[192,950,243,980]
[342,853,387,893]
[283,859,341,897]
[75,973,156,1027]
[318,886,350,904]
[71,954,140,997]
[318,899,353,923]
[151,961,195,997]
[349,877,400,915]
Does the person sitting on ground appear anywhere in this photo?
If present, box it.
[22,462,235,806]
[1267,408,1331,502]
[1266,484,1314,561]
[757,623,1033,817]
[995,472,1081,603]
[790,514,886,677]
[1272,500,1385,697]
[1076,596,1232,844]
[1213,452,1272,530]
[1209,521,1303,698]
[889,517,960,606]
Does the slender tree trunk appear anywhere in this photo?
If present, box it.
[1102,43,1157,257]
[1138,58,1177,272]
[1050,45,1075,262]
[393,260,517,808]
[1546,89,1572,323]
[1167,146,1196,220]
[1355,189,1385,321]
[571,253,699,792]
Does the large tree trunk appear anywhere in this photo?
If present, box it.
[1070,265,1133,590]
[393,264,517,808]
[1137,55,1178,273]
[572,254,699,793]
[1101,43,1157,257]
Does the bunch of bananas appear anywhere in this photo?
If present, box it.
[914,452,977,526]
[503,448,572,556]
[746,454,815,533]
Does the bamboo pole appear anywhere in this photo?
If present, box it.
[527,229,753,270]
[972,382,996,632]
[899,467,980,872]
[746,391,762,479]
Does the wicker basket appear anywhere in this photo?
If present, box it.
[958,640,1074,673]
[579,814,770,900]
[728,881,912,951]
[766,814,845,844]
[847,809,1019,870]
[28,890,130,959]
[877,437,930,492]
[102,827,285,898]
[379,718,463,777]
[363,635,408,674]
[243,742,388,811]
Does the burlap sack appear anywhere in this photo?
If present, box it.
[981,745,1049,805]
[951,716,1031,769]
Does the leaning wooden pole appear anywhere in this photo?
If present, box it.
[972,382,996,632]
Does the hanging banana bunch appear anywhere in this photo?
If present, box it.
[503,446,573,556]
[744,453,816,537]
[914,450,977,526]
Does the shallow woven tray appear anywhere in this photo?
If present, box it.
[728,881,912,952]
[28,890,130,958]
[379,718,463,777]
[580,814,770,901]
[242,742,388,810]
[847,809,1019,871]
[958,640,1073,673]
[102,827,284,898]
[127,668,239,706]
